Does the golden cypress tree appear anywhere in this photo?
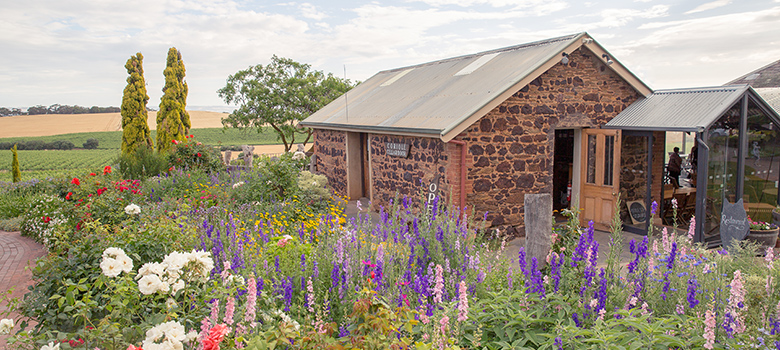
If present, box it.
[121,52,153,155]
[156,47,190,153]
[11,143,20,183]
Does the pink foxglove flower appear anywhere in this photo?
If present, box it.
[703,309,716,349]
[433,264,444,304]
[224,297,235,325]
[457,281,469,322]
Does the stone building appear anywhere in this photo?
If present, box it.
[300,33,657,235]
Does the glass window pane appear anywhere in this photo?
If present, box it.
[742,98,780,222]
[705,101,742,236]
[587,134,597,184]
[604,135,614,186]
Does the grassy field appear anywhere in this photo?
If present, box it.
[0,128,283,150]
[0,111,230,138]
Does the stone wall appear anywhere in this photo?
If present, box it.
[313,129,347,196]
[454,47,642,236]
[368,134,454,213]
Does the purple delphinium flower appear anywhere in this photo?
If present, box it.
[282,277,293,312]
[667,242,677,270]
[572,221,595,267]
[330,262,340,293]
[518,247,530,289]
[687,275,700,309]
[572,312,582,328]
[554,337,563,350]
[651,201,658,216]
[550,252,564,293]
[528,257,545,299]
[594,268,607,313]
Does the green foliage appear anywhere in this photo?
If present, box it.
[0,127,281,151]
[117,144,169,179]
[0,139,75,150]
[83,138,99,149]
[167,136,224,173]
[156,47,190,153]
[0,149,116,172]
[11,143,20,182]
[20,193,70,245]
[121,53,153,156]
[218,55,355,152]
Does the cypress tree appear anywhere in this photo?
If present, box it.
[156,47,190,153]
[11,143,20,183]
[121,52,153,155]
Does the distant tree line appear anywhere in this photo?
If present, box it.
[0,104,121,117]
[0,138,99,150]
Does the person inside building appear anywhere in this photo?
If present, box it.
[667,147,682,188]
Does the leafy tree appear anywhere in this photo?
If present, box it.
[120,53,153,155]
[218,55,354,152]
[11,143,20,182]
[156,47,190,153]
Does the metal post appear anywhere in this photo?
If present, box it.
[695,132,709,244]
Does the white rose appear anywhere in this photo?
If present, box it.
[124,203,141,215]
[0,318,13,335]
[40,342,61,350]
[171,280,185,294]
[138,274,164,295]
[137,262,166,279]
[116,254,134,273]
[102,247,126,259]
[292,151,306,160]
[184,330,198,343]
[100,257,122,278]
[232,181,245,189]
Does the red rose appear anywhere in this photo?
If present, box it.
[203,324,230,350]
[42,216,51,223]
[71,178,80,185]
[197,152,202,157]
[66,192,72,200]
[103,166,112,174]
[90,173,96,176]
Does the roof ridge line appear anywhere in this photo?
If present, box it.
[380,33,583,74]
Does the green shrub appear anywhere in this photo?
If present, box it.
[83,138,99,149]
[11,143,20,182]
[167,135,224,173]
[0,216,22,231]
[117,144,169,179]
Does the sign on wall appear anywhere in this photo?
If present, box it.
[426,174,441,212]
[386,142,410,158]
[720,199,749,251]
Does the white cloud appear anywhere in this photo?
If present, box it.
[685,0,731,14]
[299,3,327,20]
[618,6,780,88]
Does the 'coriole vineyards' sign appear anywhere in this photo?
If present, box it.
[386,142,410,157]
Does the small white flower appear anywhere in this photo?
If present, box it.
[102,247,126,259]
[292,151,306,160]
[171,280,185,294]
[138,274,165,295]
[116,254,134,273]
[40,342,61,350]
[0,318,13,335]
[100,258,122,278]
[232,181,245,189]
[124,203,141,215]
[184,330,198,343]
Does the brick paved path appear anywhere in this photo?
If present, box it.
[0,230,45,348]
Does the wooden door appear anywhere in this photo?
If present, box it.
[580,128,621,230]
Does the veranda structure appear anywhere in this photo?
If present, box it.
[606,85,780,244]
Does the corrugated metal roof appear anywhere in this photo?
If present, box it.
[756,88,780,113]
[301,33,651,140]
[604,85,751,132]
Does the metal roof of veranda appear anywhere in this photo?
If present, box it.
[604,85,780,132]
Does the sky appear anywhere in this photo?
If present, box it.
[2,0,780,111]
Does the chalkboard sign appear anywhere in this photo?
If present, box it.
[720,199,749,251]
[627,200,646,225]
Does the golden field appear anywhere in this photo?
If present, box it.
[0,111,229,138]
